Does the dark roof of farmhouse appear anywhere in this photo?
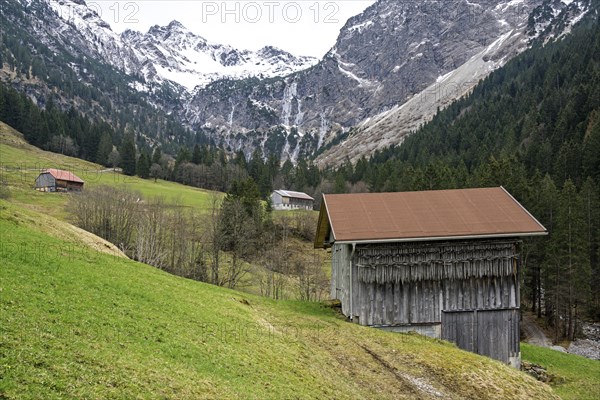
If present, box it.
[42,169,84,184]
[273,190,314,201]
[314,187,547,248]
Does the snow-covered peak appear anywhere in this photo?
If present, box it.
[44,0,138,72]
[121,20,317,91]
[41,0,317,92]
[146,20,205,43]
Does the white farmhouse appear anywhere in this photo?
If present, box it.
[270,190,314,211]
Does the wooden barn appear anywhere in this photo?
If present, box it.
[270,190,314,211]
[35,169,84,192]
[314,187,547,367]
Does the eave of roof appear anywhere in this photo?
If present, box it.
[314,187,547,248]
[314,196,332,248]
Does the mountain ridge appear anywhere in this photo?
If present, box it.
[184,0,584,163]
[45,0,319,91]
[0,0,591,163]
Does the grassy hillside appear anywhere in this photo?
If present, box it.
[521,344,600,400]
[0,198,560,399]
[0,121,221,219]
[0,121,325,300]
[1,119,591,399]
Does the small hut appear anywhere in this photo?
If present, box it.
[270,190,314,211]
[314,187,547,367]
[35,169,84,192]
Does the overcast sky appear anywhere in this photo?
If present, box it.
[92,0,376,57]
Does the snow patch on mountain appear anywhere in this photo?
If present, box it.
[42,0,317,92]
[122,22,318,91]
[315,0,591,166]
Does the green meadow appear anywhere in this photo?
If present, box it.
[0,199,559,399]
[1,120,596,399]
[521,343,600,400]
[1,122,222,219]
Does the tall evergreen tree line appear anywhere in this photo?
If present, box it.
[0,81,325,196]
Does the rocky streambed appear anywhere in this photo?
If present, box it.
[568,322,600,360]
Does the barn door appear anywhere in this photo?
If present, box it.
[442,309,518,364]
[441,311,476,353]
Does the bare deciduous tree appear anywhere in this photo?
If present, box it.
[69,185,138,253]
[295,251,329,302]
[134,196,168,268]
[220,197,256,289]
[205,193,225,285]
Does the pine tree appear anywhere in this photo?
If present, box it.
[582,111,600,185]
[136,151,151,179]
[22,105,46,147]
[96,132,113,166]
[248,149,263,181]
[548,180,590,340]
[280,160,294,189]
[334,173,347,194]
[191,144,202,165]
[580,177,600,318]
[294,159,309,191]
[152,146,162,165]
[537,174,560,322]
[120,134,137,176]
[234,150,247,170]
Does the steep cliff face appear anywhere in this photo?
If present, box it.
[0,0,316,100]
[185,0,552,162]
[1,0,590,163]
[313,0,591,166]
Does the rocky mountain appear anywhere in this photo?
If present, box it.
[0,0,316,98]
[43,0,317,91]
[0,0,318,151]
[183,0,591,163]
[315,0,592,166]
[120,21,317,91]
[0,0,592,163]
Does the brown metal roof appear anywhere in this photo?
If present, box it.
[314,187,546,248]
[43,169,84,184]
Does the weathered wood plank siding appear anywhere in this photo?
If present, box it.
[331,243,351,316]
[35,173,55,190]
[442,309,520,367]
[349,240,520,326]
[329,239,522,365]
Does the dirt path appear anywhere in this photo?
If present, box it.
[522,313,552,347]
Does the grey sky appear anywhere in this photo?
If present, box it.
[92,0,376,57]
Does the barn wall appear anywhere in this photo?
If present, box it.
[442,309,521,368]
[331,243,352,316]
[271,193,284,209]
[334,239,522,364]
[35,173,55,190]
[66,181,84,191]
[288,198,313,210]
[352,240,520,327]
